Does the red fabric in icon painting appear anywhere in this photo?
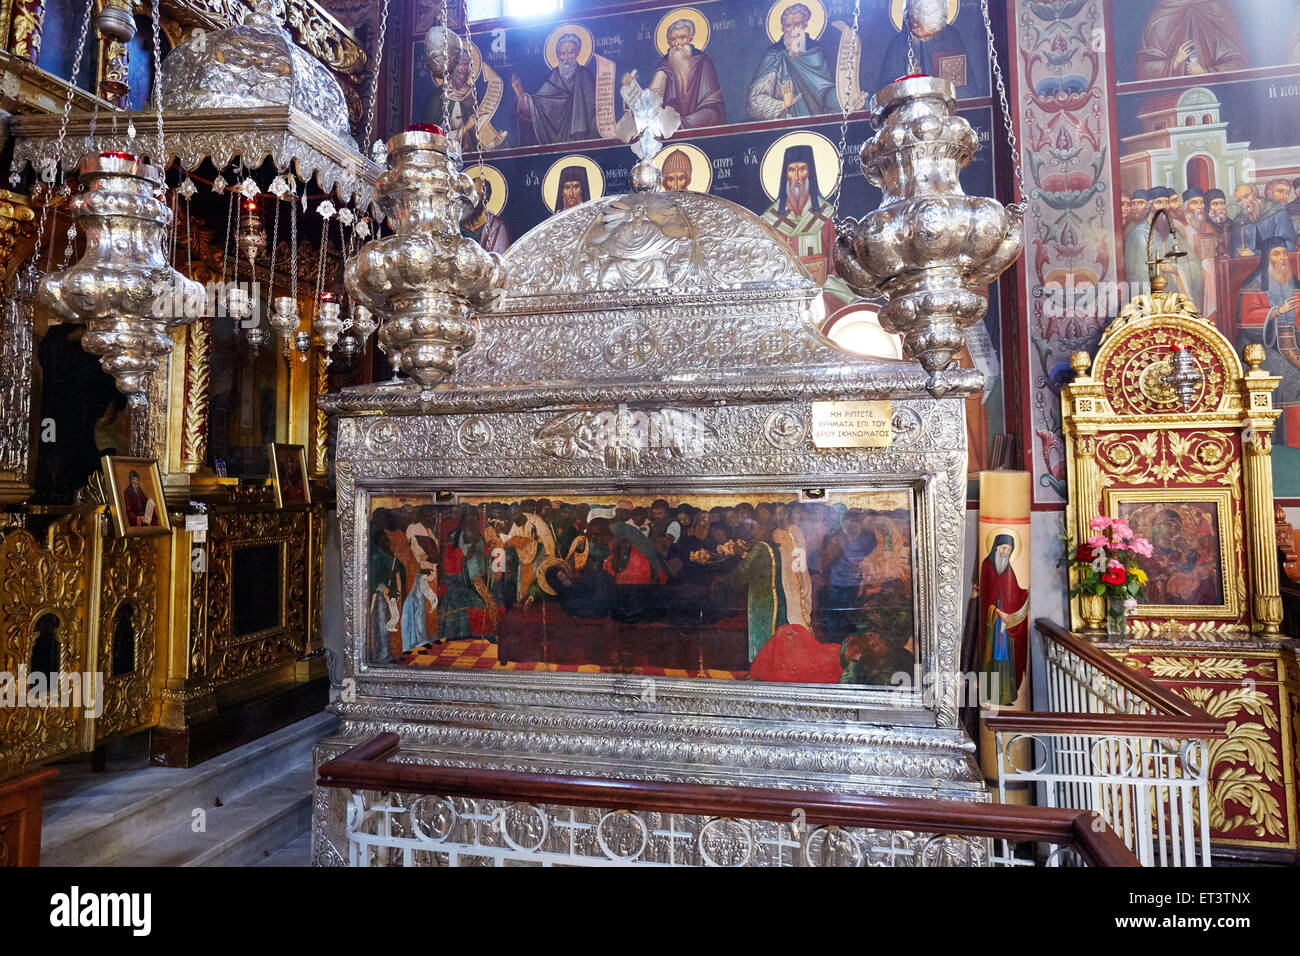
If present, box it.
[749,624,841,684]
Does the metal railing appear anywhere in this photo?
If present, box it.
[316,733,1139,867]
[984,620,1227,867]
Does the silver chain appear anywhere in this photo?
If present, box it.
[268,175,281,301]
[905,2,918,75]
[33,0,95,273]
[313,213,330,325]
[151,0,165,164]
[231,187,242,291]
[219,183,235,289]
[829,0,862,228]
[168,187,179,265]
[439,10,453,139]
[361,0,391,150]
[290,178,299,302]
[980,0,1024,197]
[461,15,485,180]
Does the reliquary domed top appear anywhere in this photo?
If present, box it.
[500,189,819,309]
[160,2,354,143]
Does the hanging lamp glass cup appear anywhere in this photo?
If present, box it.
[225,286,252,319]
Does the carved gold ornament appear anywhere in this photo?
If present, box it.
[1177,685,1285,839]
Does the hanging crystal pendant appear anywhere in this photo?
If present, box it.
[38,152,205,402]
[832,77,1023,385]
[345,123,506,391]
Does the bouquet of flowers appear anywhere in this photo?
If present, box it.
[1067,515,1153,636]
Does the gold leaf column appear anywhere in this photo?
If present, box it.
[179,320,212,474]
[312,349,329,478]
[1241,345,1283,635]
[1062,350,1107,631]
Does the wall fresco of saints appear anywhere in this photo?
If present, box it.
[366,491,916,686]
[404,0,1006,478]
[1013,0,1300,503]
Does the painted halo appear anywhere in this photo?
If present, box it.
[890,0,960,32]
[653,142,712,194]
[544,23,595,68]
[982,526,1023,559]
[542,154,606,213]
[759,129,841,203]
[655,7,711,55]
[465,163,507,216]
[765,0,827,43]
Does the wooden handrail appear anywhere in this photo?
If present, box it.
[984,711,1228,739]
[317,733,1139,867]
[1001,620,1228,741]
[1034,619,1214,718]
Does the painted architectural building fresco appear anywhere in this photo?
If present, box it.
[405,0,1007,475]
[367,491,916,685]
[1011,0,1300,502]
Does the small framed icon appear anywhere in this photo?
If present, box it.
[101,456,171,537]
[268,442,311,508]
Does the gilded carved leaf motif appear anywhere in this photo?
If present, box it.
[1144,657,1247,680]
[1176,685,1284,838]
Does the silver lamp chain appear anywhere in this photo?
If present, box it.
[980,0,1024,197]
[269,177,281,300]
[462,17,485,178]
[440,12,453,138]
[32,0,95,272]
[830,0,861,232]
[290,180,298,302]
[151,0,165,163]
[362,0,391,150]
[905,3,918,75]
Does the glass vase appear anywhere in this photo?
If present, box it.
[1106,594,1129,639]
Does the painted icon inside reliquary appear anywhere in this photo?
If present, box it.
[366,490,916,685]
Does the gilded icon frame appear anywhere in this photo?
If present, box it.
[101,455,170,538]
[268,442,311,508]
[1102,486,1241,620]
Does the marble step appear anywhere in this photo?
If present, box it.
[42,711,335,867]
[101,769,315,867]
[255,830,313,868]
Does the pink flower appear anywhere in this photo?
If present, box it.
[1131,536,1153,559]
[1123,598,1138,609]
[1111,520,1134,541]
[1089,515,1113,531]
[1107,558,1125,572]
[1086,535,1108,550]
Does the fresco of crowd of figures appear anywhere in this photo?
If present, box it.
[1011,0,1300,500]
